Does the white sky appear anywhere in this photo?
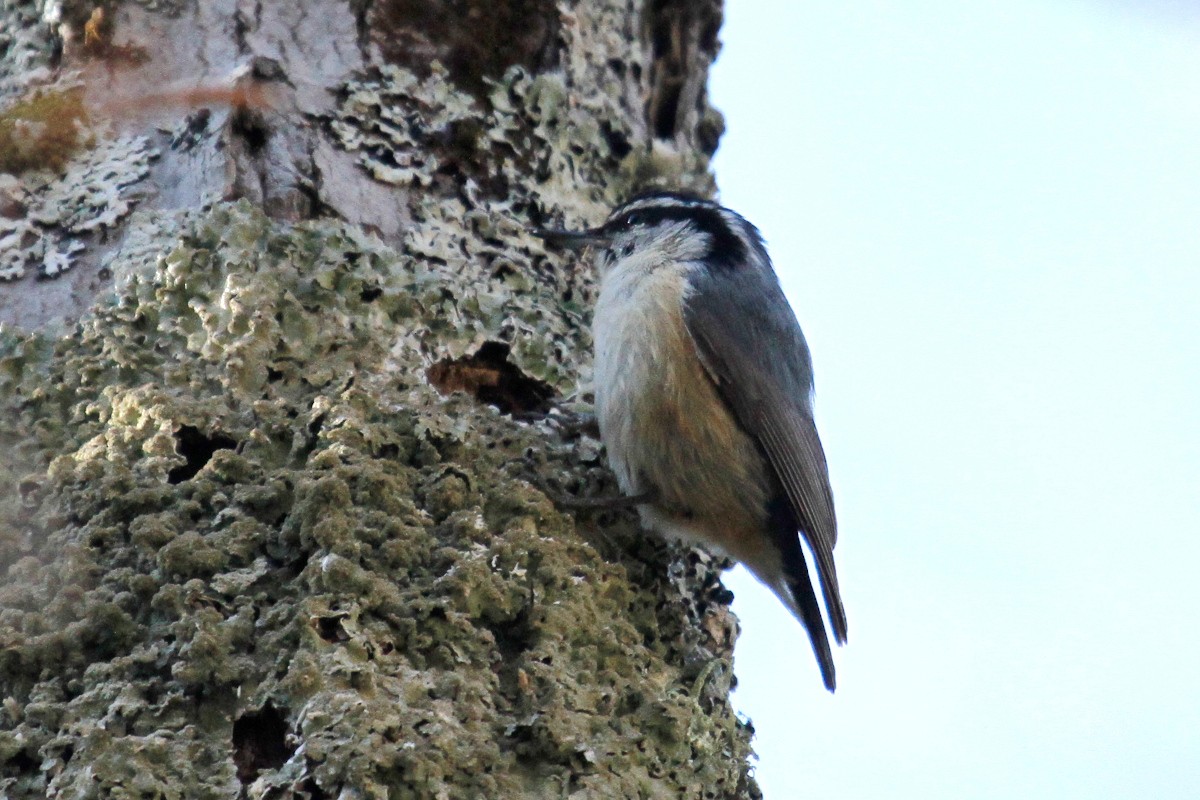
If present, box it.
[709,2,1200,798]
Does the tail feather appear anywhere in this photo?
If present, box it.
[781,559,837,692]
[766,497,837,691]
[813,544,848,645]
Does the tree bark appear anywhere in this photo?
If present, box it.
[0,1,757,797]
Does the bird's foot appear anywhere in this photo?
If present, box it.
[547,489,655,511]
[511,406,600,438]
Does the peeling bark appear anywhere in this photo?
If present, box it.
[0,1,757,798]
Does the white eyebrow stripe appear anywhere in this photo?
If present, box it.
[610,194,719,218]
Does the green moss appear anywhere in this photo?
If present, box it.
[0,0,753,789]
[0,89,88,175]
[0,200,754,797]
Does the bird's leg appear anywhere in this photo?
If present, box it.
[549,489,655,511]
[516,453,654,512]
[511,407,600,439]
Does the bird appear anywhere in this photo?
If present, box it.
[535,190,847,691]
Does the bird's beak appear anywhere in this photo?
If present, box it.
[531,227,610,251]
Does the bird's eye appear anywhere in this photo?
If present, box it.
[623,212,642,227]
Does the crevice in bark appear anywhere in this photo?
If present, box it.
[368,0,561,97]
[644,0,723,142]
[427,341,555,415]
[233,6,251,55]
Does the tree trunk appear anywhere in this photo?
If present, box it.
[0,1,757,797]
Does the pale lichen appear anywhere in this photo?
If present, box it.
[0,217,35,281]
[325,58,646,392]
[324,8,717,393]
[0,3,57,103]
[0,132,156,281]
[29,134,156,233]
[331,63,481,187]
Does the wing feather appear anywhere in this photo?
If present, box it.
[683,268,848,644]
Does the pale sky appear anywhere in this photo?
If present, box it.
[709,2,1200,798]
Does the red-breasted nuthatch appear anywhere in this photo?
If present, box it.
[537,191,848,691]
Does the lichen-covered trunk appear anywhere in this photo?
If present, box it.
[0,1,757,798]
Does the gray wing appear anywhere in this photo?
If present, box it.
[682,259,848,645]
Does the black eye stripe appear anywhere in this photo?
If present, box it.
[603,204,750,270]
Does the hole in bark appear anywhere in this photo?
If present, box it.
[426,341,555,415]
[231,107,270,154]
[313,614,349,643]
[168,426,238,484]
[300,777,329,800]
[601,122,633,159]
[5,749,37,775]
[232,703,294,784]
[17,477,40,502]
[487,610,534,661]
